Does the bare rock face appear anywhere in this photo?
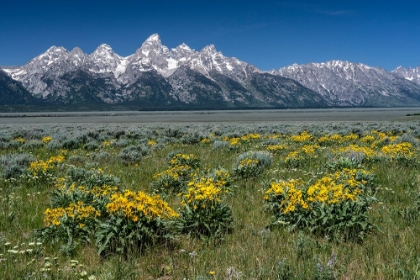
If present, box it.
[2,34,419,108]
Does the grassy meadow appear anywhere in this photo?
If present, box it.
[0,120,420,279]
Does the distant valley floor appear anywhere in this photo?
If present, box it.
[0,107,419,124]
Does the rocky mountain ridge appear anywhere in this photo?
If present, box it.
[1,34,420,109]
[274,61,420,107]
[0,34,325,108]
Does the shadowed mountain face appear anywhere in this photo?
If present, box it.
[0,70,42,105]
[1,34,420,109]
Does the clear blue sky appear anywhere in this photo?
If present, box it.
[1,0,419,71]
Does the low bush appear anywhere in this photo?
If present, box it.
[118,145,149,165]
[264,168,377,242]
[96,190,179,257]
[233,151,272,179]
[0,153,36,179]
[178,175,233,239]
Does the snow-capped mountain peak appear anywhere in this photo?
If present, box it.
[69,47,87,66]
[70,46,84,54]
[201,44,218,55]
[31,46,69,66]
[392,65,420,84]
[96,43,113,50]
[88,44,122,75]
[171,43,195,61]
[145,33,161,43]
[137,34,164,55]
[45,46,67,54]
[91,44,119,59]
[178,43,192,51]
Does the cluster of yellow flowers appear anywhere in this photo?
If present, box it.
[28,150,66,176]
[264,168,367,215]
[333,141,416,162]
[360,135,376,144]
[306,176,360,205]
[317,133,358,145]
[42,136,52,144]
[266,144,287,153]
[332,168,368,187]
[13,137,25,143]
[210,168,231,188]
[200,133,219,144]
[181,177,224,210]
[147,140,157,146]
[371,130,390,141]
[152,153,201,193]
[282,130,405,155]
[106,190,179,222]
[200,138,211,144]
[381,142,416,160]
[56,181,119,199]
[284,144,319,166]
[265,133,281,139]
[264,179,307,214]
[284,151,302,164]
[289,131,313,143]
[154,165,192,181]
[301,144,320,155]
[170,153,199,166]
[228,137,241,146]
[238,158,259,169]
[240,133,261,141]
[359,130,399,148]
[334,144,376,161]
[221,133,261,147]
[153,163,199,187]
[102,140,112,147]
[44,201,100,227]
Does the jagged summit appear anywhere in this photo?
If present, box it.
[201,44,217,53]
[96,43,113,49]
[45,46,67,53]
[145,33,161,42]
[91,44,118,55]
[392,65,420,84]
[177,43,192,51]
[70,47,84,54]
[91,44,120,59]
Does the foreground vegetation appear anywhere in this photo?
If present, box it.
[0,121,419,279]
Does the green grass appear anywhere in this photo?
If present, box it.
[0,122,419,279]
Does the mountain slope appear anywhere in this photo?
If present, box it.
[275,61,420,106]
[248,72,326,107]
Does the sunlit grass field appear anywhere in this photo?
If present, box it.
[0,120,419,279]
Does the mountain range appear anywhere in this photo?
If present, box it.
[1,34,420,110]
